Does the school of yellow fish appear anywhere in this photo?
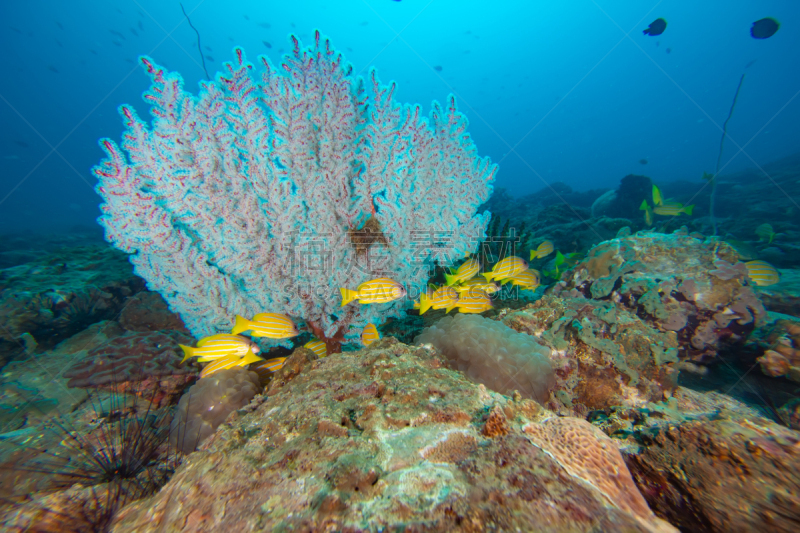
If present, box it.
[178,227,780,380]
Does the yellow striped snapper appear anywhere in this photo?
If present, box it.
[453,278,500,295]
[361,323,380,346]
[249,357,288,380]
[483,256,527,282]
[501,268,540,289]
[652,184,664,205]
[639,200,654,226]
[653,201,694,216]
[453,291,493,314]
[529,241,554,260]
[419,285,459,314]
[445,258,481,286]
[745,260,780,286]
[199,350,265,378]
[304,339,328,358]
[341,278,406,305]
[232,314,299,339]
[179,334,260,364]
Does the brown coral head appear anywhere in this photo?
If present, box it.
[348,216,388,258]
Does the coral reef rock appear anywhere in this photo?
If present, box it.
[113,338,675,532]
[621,387,800,533]
[553,231,766,362]
[756,268,800,318]
[0,246,143,362]
[63,329,197,406]
[504,295,680,418]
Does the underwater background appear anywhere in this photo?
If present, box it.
[1,1,800,531]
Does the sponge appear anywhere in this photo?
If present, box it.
[169,367,261,453]
[415,314,555,403]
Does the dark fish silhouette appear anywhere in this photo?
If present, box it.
[258,22,271,29]
[130,27,138,37]
[643,18,667,36]
[14,140,29,148]
[47,65,59,73]
[360,21,369,26]
[56,21,63,30]
[55,39,62,47]
[744,59,758,68]
[109,29,126,40]
[665,47,671,54]
[244,14,250,21]
[205,45,213,51]
[138,20,144,31]
[433,65,443,72]
[263,40,272,48]
[205,55,213,62]
[112,40,122,47]
[639,159,648,165]
[751,18,779,39]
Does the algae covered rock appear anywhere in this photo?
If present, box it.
[112,338,675,532]
[504,295,680,417]
[553,231,766,361]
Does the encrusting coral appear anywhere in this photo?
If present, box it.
[553,229,766,362]
[112,338,676,532]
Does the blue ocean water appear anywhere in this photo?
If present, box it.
[1,0,798,233]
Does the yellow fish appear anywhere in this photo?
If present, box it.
[179,334,260,364]
[249,357,288,380]
[483,256,528,282]
[501,268,540,289]
[361,323,380,346]
[304,339,328,358]
[251,312,296,330]
[341,278,406,305]
[639,199,653,226]
[199,350,264,378]
[419,285,459,314]
[529,241,554,260]
[231,315,299,338]
[745,260,780,286]
[453,292,493,314]
[653,202,694,216]
[652,184,663,206]
[453,278,500,295]
[755,223,776,244]
[445,258,481,286]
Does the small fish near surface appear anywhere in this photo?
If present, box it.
[751,18,779,39]
[643,18,667,36]
[445,258,480,286]
[745,260,780,286]
[341,278,406,305]
[361,323,380,346]
[639,158,648,165]
[179,333,260,364]
[530,241,554,260]
[232,313,299,338]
